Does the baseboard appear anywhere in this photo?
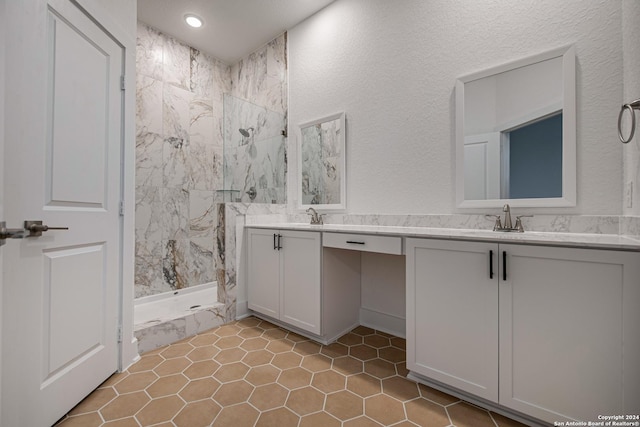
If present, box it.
[407,371,545,427]
[359,307,406,338]
[236,300,249,320]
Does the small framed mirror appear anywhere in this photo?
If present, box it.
[298,112,346,211]
[456,45,576,208]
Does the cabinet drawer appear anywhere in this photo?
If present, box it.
[323,232,403,255]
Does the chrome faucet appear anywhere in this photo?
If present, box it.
[502,204,513,229]
[306,207,323,225]
[486,204,532,232]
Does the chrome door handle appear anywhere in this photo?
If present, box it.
[0,221,26,246]
[24,220,69,237]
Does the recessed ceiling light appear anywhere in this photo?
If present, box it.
[184,14,203,28]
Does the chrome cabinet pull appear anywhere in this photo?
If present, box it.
[618,99,640,143]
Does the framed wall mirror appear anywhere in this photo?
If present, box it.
[298,112,346,211]
[455,45,576,208]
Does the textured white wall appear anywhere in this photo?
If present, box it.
[288,0,624,215]
[622,0,640,216]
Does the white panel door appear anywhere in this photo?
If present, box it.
[2,0,123,425]
[464,133,501,200]
[281,230,321,335]
[406,238,499,402]
[499,244,640,423]
[247,228,280,319]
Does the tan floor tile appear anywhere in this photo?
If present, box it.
[256,407,300,427]
[406,398,450,426]
[299,411,341,427]
[343,416,384,427]
[160,343,193,359]
[135,395,184,425]
[214,347,247,364]
[98,371,128,389]
[258,320,280,330]
[173,399,221,427]
[179,377,221,401]
[267,338,295,353]
[246,364,281,386]
[364,359,396,379]
[127,354,163,373]
[263,328,289,340]
[100,391,150,421]
[447,402,495,427]
[189,333,219,347]
[183,359,220,379]
[249,383,289,410]
[68,387,116,415]
[321,342,349,358]
[145,374,188,398]
[238,326,263,338]
[153,358,191,376]
[363,335,391,348]
[285,332,308,343]
[347,373,382,398]
[272,351,302,369]
[237,317,262,328]
[349,344,378,361]
[418,383,460,406]
[113,371,158,393]
[213,380,254,406]
[351,326,376,336]
[286,386,325,415]
[278,367,312,389]
[379,346,406,363]
[301,354,332,372]
[213,361,249,382]
[243,349,274,366]
[390,337,406,350]
[186,345,219,361]
[102,417,140,427]
[56,412,102,427]
[214,335,243,349]
[396,362,410,377]
[325,390,363,420]
[337,332,363,346]
[365,394,405,425]
[491,411,529,427]
[240,336,269,351]
[382,376,420,402]
[294,340,322,356]
[392,422,420,426]
[312,370,346,393]
[213,324,242,337]
[212,403,259,426]
[333,356,364,375]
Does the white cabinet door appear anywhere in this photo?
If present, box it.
[247,228,322,335]
[281,230,321,335]
[406,238,499,402]
[500,244,640,423]
[247,228,280,319]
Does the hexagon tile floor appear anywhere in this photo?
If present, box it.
[55,317,527,427]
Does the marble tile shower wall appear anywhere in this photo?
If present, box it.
[135,22,231,298]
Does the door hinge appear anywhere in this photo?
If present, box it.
[120,75,125,91]
[119,200,125,216]
[117,325,123,343]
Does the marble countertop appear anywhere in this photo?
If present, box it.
[246,223,640,251]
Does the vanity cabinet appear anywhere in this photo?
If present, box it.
[406,238,640,424]
[247,228,322,335]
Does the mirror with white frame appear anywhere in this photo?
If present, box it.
[455,45,576,208]
[298,112,346,211]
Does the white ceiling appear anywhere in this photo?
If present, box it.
[137,0,336,64]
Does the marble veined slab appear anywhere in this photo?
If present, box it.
[245,223,640,251]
